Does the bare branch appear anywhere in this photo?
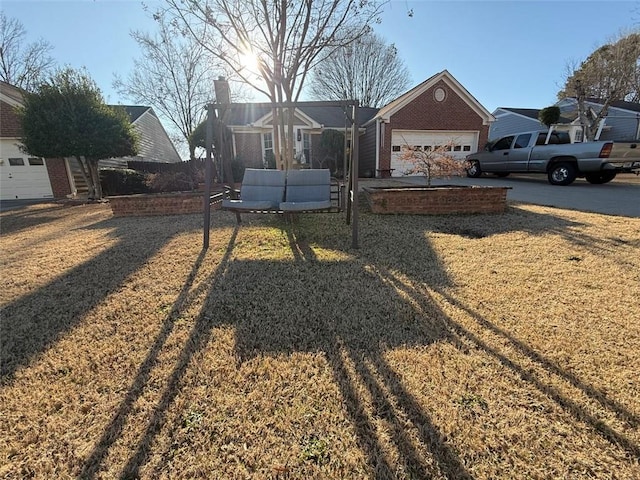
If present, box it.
[0,12,55,91]
[308,32,411,107]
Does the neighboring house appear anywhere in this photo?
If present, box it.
[223,70,493,177]
[67,105,183,195]
[0,81,69,200]
[224,102,379,175]
[0,79,181,199]
[491,99,640,143]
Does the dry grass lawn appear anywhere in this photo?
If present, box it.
[1,200,639,479]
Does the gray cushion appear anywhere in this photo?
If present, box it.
[284,169,331,203]
[221,168,285,211]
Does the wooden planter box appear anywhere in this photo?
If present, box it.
[108,191,207,217]
[364,185,510,215]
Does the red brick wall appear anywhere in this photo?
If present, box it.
[234,132,263,169]
[0,100,22,137]
[109,192,209,216]
[45,158,72,198]
[379,80,490,172]
[365,186,509,214]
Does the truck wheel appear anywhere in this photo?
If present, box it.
[466,161,482,178]
[548,162,577,186]
[585,172,617,184]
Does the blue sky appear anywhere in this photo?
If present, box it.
[2,0,638,113]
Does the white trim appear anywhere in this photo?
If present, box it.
[252,107,322,129]
[375,70,494,125]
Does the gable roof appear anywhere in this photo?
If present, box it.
[495,107,574,124]
[224,103,379,129]
[369,70,494,125]
[0,81,25,107]
[497,107,541,120]
[110,105,153,123]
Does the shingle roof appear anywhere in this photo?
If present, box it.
[224,103,379,128]
[499,108,541,120]
[111,105,153,123]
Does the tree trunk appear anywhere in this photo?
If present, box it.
[86,158,103,200]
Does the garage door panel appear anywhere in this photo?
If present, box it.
[0,141,53,200]
[390,130,477,176]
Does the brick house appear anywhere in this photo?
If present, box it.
[360,70,493,177]
[0,80,181,200]
[223,70,493,178]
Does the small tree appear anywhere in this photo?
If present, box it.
[400,143,467,187]
[538,105,561,128]
[20,68,137,200]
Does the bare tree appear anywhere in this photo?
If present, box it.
[308,32,410,107]
[558,31,640,140]
[113,15,222,160]
[163,0,385,169]
[0,12,55,91]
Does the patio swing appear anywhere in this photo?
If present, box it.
[202,95,362,249]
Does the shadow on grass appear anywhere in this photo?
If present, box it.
[78,227,239,479]
[0,204,71,236]
[79,206,637,477]
[0,214,198,381]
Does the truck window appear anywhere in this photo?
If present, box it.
[492,136,514,151]
[514,133,532,149]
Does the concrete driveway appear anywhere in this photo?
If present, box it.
[396,173,640,217]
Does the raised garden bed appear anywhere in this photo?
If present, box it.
[364,185,510,215]
[108,191,211,217]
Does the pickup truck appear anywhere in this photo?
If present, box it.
[465,131,640,185]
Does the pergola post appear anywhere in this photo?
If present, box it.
[202,103,215,250]
[351,101,359,249]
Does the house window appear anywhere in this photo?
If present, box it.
[392,145,401,152]
[574,129,583,142]
[8,158,24,166]
[28,158,44,166]
[453,145,462,152]
[463,145,471,152]
[303,132,311,163]
[263,131,274,167]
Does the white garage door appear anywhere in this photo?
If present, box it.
[390,130,478,176]
[0,141,53,200]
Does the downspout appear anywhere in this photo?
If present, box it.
[375,118,381,174]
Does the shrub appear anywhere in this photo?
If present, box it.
[145,171,196,193]
[100,168,149,196]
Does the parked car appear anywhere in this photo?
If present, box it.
[466,131,640,185]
